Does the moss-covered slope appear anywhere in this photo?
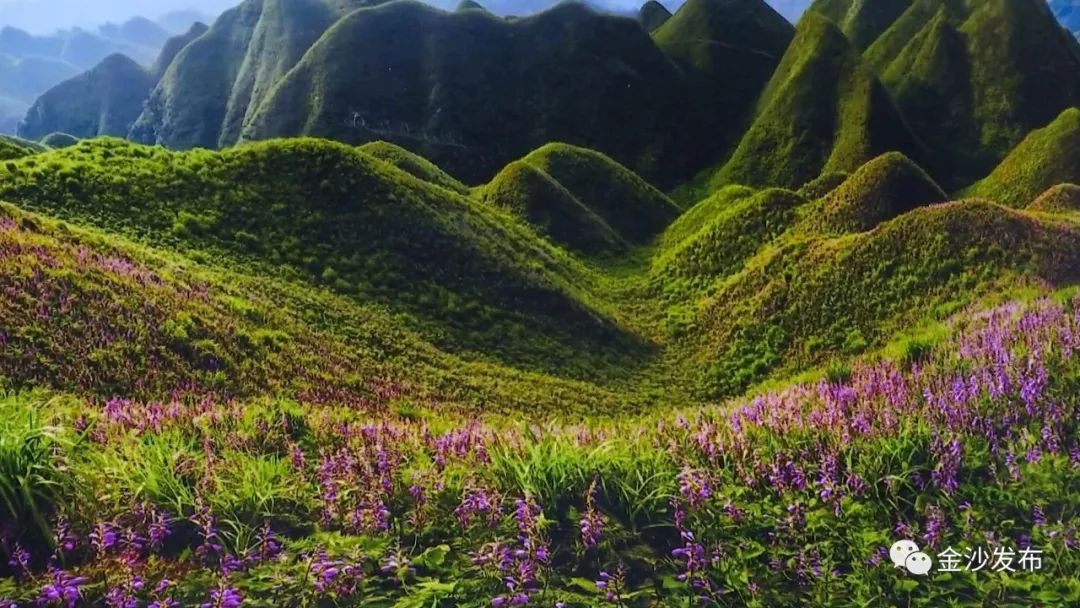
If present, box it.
[963,108,1080,208]
[688,200,1080,397]
[801,151,946,234]
[809,0,911,50]
[868,0,1080,185]
[1029,183,1080,213]
[711,11,919,190]
[0,138,652,380]
[638,0,672,31]
[653,0,794,166]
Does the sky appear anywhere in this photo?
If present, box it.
[0,0,809,34]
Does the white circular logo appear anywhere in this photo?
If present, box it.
[905,551,933,575]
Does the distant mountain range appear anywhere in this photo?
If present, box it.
[0,13,210,134]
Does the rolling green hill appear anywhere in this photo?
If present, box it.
[962,107,1080,207]
[1029,183,1080,213]
[709,11,919,190]
[686,199,1080,396]
[799,151,946,234]
[0,138,653,382]
[479,142,679,255]
[0,134,47,160]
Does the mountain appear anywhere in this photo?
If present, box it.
[152,22,210,78]
[18,23,210,141]
[858,0,1080,186]
[962,107,1080,208]
[809,0,911,50]
[232,1,703,185]
[18,55,156,140]
[652,0,795,173]
[638,0,672,30]
[709,11,919,190]
[0,18,189,135]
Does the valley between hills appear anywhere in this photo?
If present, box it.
[1,0,1080,606]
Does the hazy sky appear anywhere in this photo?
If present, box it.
[0,0,808,34]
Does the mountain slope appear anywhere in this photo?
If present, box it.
[17,54,155,140]
[688,200,1080,396]
[480,143,679,255]
[241,1,697,185]
[962,107,1080,208]
[652,0,794,167]
[153,21,209,78]
[710,11,919,190]
[800,151,946,234]
[1029,183,1080,212]
[809,0,911,50]
[132,0,380,151]
[867,0,1080,184]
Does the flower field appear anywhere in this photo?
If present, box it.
[2,292,1079,606]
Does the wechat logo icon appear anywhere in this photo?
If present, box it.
[891,540,933,575]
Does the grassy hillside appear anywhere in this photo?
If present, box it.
[799,151,946,234]
[1029,183,1080,213]
[710,11,919,190]
[480,160,628,256]
[152,21,210,78]
[0,134,47,160]
[652,0,794,169]
[0,138,654,383]
[132,0,379,149]
[687,200,1080,396]
[18,54,155,140]
[357,140,469,195]
[963,107,1080,207]
[243,1,698,186]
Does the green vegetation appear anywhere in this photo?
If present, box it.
[864,0,1080,185]
[357,140,469,195]
[688,200,1080,396]
[810,0,912,50]
[799,151,946,234]
[963,107,1080,207]
[1029,183,1080,213]
[653,0,794,175]
[710,11,919,190]
[18,54,155,140]
[0,134,47,160]
[0,138,653,385]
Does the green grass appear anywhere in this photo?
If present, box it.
[1029,183,1080,213]
[962,107,1080,207]
[0,134,48,160]
[797,151,946,234]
